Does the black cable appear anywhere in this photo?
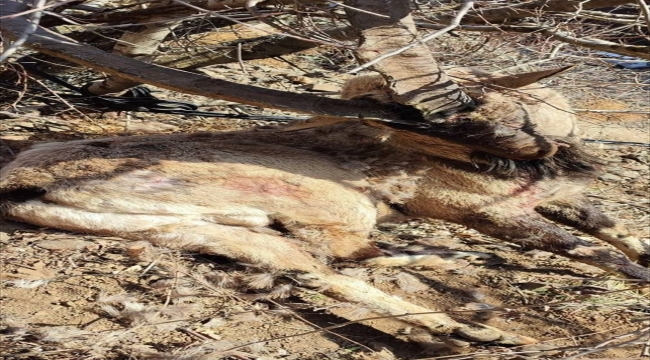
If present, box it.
[13,59,650,148]
[18,57,309,120]
[582,139,650,147]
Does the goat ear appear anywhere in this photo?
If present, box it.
[489,66,574,89]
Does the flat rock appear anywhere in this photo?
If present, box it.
[619,170,640,178]
[598,173,622,182]
[35,239,97,251]
[283,75,314,85]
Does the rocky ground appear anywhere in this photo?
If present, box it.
[0,37,649,360]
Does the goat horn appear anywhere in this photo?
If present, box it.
[489,66,574,89]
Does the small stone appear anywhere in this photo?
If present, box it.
[126,120,179,133]
[620,170,640,179]
[14,121,34,128]
[625,163,649,171]
[598,173,622,182]
[47,126,69,133]
[101,253,124,261]
[305,83,340,92]
[36,239,96,251]
[276,348,289,357]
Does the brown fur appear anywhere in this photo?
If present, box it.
[1,69,648,348]
[342,68,582,160]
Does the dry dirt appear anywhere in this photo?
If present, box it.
[1,45,649,360]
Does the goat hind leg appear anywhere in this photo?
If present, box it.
[5,200,536,345]
[297,272,536,345]
[465,209,650,281]
[152,223,537,345]
[536,197,649,266]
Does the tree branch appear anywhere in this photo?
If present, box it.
[0,0,46,62]
[416,23,650,60]
[0,0,405,121]
[453,0,637,24]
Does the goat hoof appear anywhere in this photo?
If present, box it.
[454,325,538,345]
[494,332,538,346]
[454,325,501,342]
[440,336,471,348]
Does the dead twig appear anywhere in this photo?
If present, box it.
[562,326,650,360]
[636,0,650,32]
[0,0,46,63]
[574,109,650,114]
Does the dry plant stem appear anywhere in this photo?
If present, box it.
[456,0,637,24]
[540,28,650,60]
[74,0,320,25]
[637,0,650,30]
[344,0,474,115]
[580,9,642,19]
[0,0,46,63]
[562,326,650,360]
[236,43,249,75]
[140,255,162,276]
[7,63,28,110]
[556,10,641,24]
[177,327,213,341]
[574,109,650,114]
[415,23,650,60]
[31,78,94,123]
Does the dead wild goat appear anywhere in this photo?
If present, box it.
[0,67,648,347]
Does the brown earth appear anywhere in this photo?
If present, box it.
[1,49,649,360]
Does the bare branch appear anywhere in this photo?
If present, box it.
[562,326,650,360]
[0,0,46,62]
[541,28,650,59]
[63,0,322,25]
[636,0,650,30]
[574,108,650,114]
[416,23,650,60]
[453,0,637,24]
